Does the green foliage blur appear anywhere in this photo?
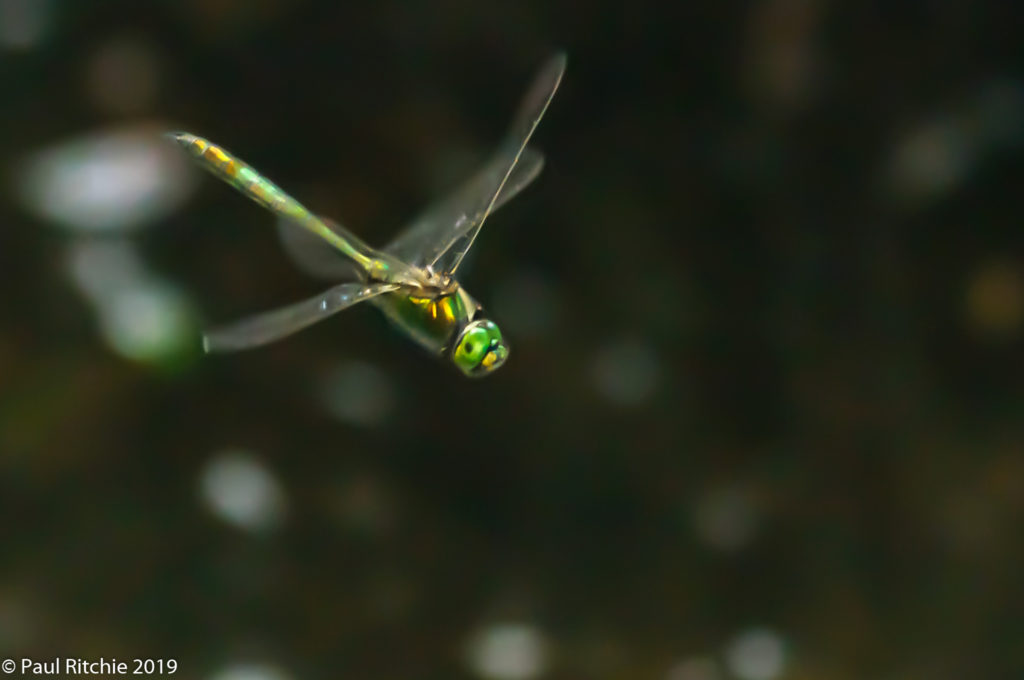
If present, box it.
[1,1,1022,679]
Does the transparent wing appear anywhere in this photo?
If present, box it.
[385,148,544,267]
[168,132,425,287]
[276,216,359,280]
[385,52,566,275]
[203,281,398,353]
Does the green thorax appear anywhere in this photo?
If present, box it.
[372,286,479,355]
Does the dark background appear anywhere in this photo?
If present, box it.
[1,1,1022,679]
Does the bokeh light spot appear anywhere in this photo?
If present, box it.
[207,663,292,680]
[724,629,786,680]
[693,485,759,552]
[99,284,195,363]
[67,238,146,299]
[590,337,661,407]
[465,622,548,680]
[199,450,287,533]
[888,118,969,202]
[743,0,824,114]
[66,239,198,366]
[964,261,1024,340]
[17,127,194,232]
[318,360,396,427]
[666,656,721,680]
[0,0,52,50]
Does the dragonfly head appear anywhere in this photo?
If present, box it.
[451,319,509,377]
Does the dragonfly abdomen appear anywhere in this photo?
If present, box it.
[167,132,310,220]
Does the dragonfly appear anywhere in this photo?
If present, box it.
[169,53,565,377]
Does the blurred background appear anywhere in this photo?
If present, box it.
[1,1,1022,679]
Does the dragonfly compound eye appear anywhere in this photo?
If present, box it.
[453,320,509,377]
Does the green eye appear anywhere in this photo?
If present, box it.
[459,327,490,363]
[453,320,508,376]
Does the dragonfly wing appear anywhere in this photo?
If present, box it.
[276,216,360,280]
[385,148,544,267]
[203,281,398,352]
[168,132,425,287]
[386,53,566,276]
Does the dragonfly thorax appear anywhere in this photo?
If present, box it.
[363,259,458,297]
[419,266,458,295]
[370,283,508,376]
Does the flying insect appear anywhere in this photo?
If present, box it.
[169,53,565,377]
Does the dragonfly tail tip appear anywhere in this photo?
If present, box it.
[164,131,193,147]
